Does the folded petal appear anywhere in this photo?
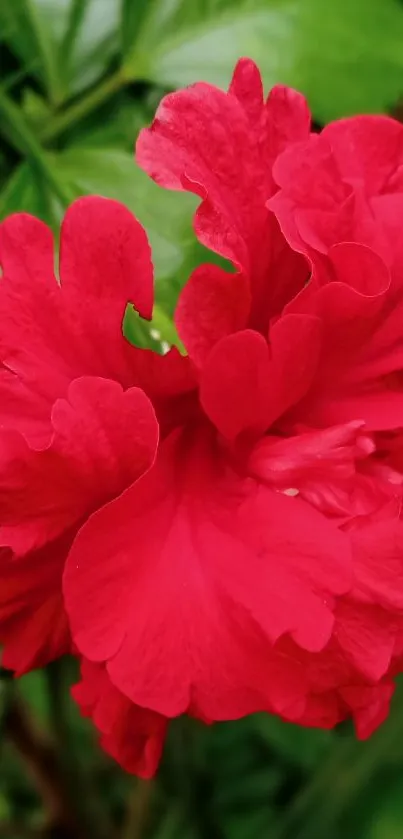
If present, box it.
[0,212,54,284]
[200,330,272,439]
[0,199,155,440]
[137,59,309,266]
[137,59,310,328]
[64,425,351,720]
[0,377,158,556]
[137,60,268,269]
[341,682,395,739]
[73,659,167,778]
[270,135,383,258]
[0,534,71,674]
[334,599,396,682]
[322,116,403,195]
[200,316,321,439]
[351,517,403,611]
[60,195,153,321]
[281,246,403,431]
[248,421,372,486]
[175,265,251,366]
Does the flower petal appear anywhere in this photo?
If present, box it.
[0,212,54,285]
[281,245,403,431]
[0,377,158,556]
[60,195,153,321]
[0,535,71,674]
[200,330,272,439]
[200,316,321,439]
[175,265,251,366]
[341,682,395,739]
[64,426,351,720]
[351,517,403,611]
[137,61,268,269]
[0,200,155,440]
[248,421,372,486]
[322,115,403,195]
[334,599,396,682]
[137,59,310,327]
[73,659,167,778]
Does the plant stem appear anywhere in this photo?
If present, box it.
[121,778,154,839]
[170,717,224,839]
[45,659,113,839]
[4,692,83,838]
[275,705,403,839]
[40,71,126,144]
[23,0,64,106]
[45,660,71,754]
[0,88,74,206]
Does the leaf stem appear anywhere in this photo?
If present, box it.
[45,659,113,839]
[275,705,403,839]
[40,71,126,144]
[0,88,74,206]
[4,690,84,838]
[24,0,64,106]
[121,778,154,839]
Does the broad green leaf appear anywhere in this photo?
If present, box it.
[140,0,403,121]
[51,146,199,290]
[0,148,209,334]
[0,162,65,227]
[65,0,120,94]
[120,0,151,61]
[123,305,183,350]
[0,164,42,219]
[0,0,71,104]
[370,779,403,839]
[51,146,230,316]
[150,305,185,350]
[122,0,256,79]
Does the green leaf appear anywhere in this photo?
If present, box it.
[51,147,199,300]
[150,305,185,350]
[0,0,120,103]
[0,89,75,206]
[63,0,120,95]
[120,0,150,61]
[0,162,65,228]
[0,163,42,219]
[122,0,254,80]
[139,0,403,121]
[0,0,71,104]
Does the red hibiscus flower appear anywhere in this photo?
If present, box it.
[62,58,403,759]
[3,57,403,778]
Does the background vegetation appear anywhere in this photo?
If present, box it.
[2,0,403,836]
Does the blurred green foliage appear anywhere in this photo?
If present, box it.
[2,0,403,837]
